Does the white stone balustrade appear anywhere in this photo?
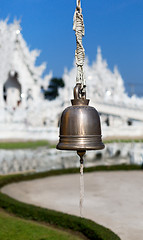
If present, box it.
[0,143,143,175]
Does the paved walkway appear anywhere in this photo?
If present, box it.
[2,171,143,240]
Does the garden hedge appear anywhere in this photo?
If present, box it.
[1,165,139,239]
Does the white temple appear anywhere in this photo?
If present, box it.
[61,47,143,109]
[0,19,57,137]
[0,19,143,141]
[60,48,143,132]
[0,20,45,109]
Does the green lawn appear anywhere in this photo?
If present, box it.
[0,169,122,240]
[0,210,83,240]
[0,138,143,150]
[0,141,54,149]
[104,139,143,143]
[0,139,142,150]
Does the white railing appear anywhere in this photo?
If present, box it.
[0,143,143,175]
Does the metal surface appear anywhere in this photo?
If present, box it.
[56,84,105,151]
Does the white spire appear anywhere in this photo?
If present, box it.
[97,46,101,54]
[97,46,102,63]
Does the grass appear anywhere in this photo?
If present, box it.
[104,139,143,143]
[0,138,143,149]
[0,167,122,240]
[0,192,120,240]
[0,210,83,240]
[0,141,54,149]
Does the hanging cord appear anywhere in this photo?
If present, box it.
[73,0,86,95]
[76,0,81,8]
[77,151,85,218]
[80,161,84,217]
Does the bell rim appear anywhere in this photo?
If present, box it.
[56,143,105,151]
[58,134,102,138]
[56,134,105,151]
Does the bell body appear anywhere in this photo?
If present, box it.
[57,96,104,151]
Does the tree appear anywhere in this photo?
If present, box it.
[44,78,65,101]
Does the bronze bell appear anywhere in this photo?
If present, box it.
[57,84,105,153]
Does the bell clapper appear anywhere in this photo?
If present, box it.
[77,151,86,217]
[77,150,86,164]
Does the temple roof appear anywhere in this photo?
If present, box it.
[61,47,143,109]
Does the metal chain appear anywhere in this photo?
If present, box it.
[73,0,86,95]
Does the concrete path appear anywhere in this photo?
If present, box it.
[2,171,143,240]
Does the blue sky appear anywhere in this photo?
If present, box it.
[0,0,143,96]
